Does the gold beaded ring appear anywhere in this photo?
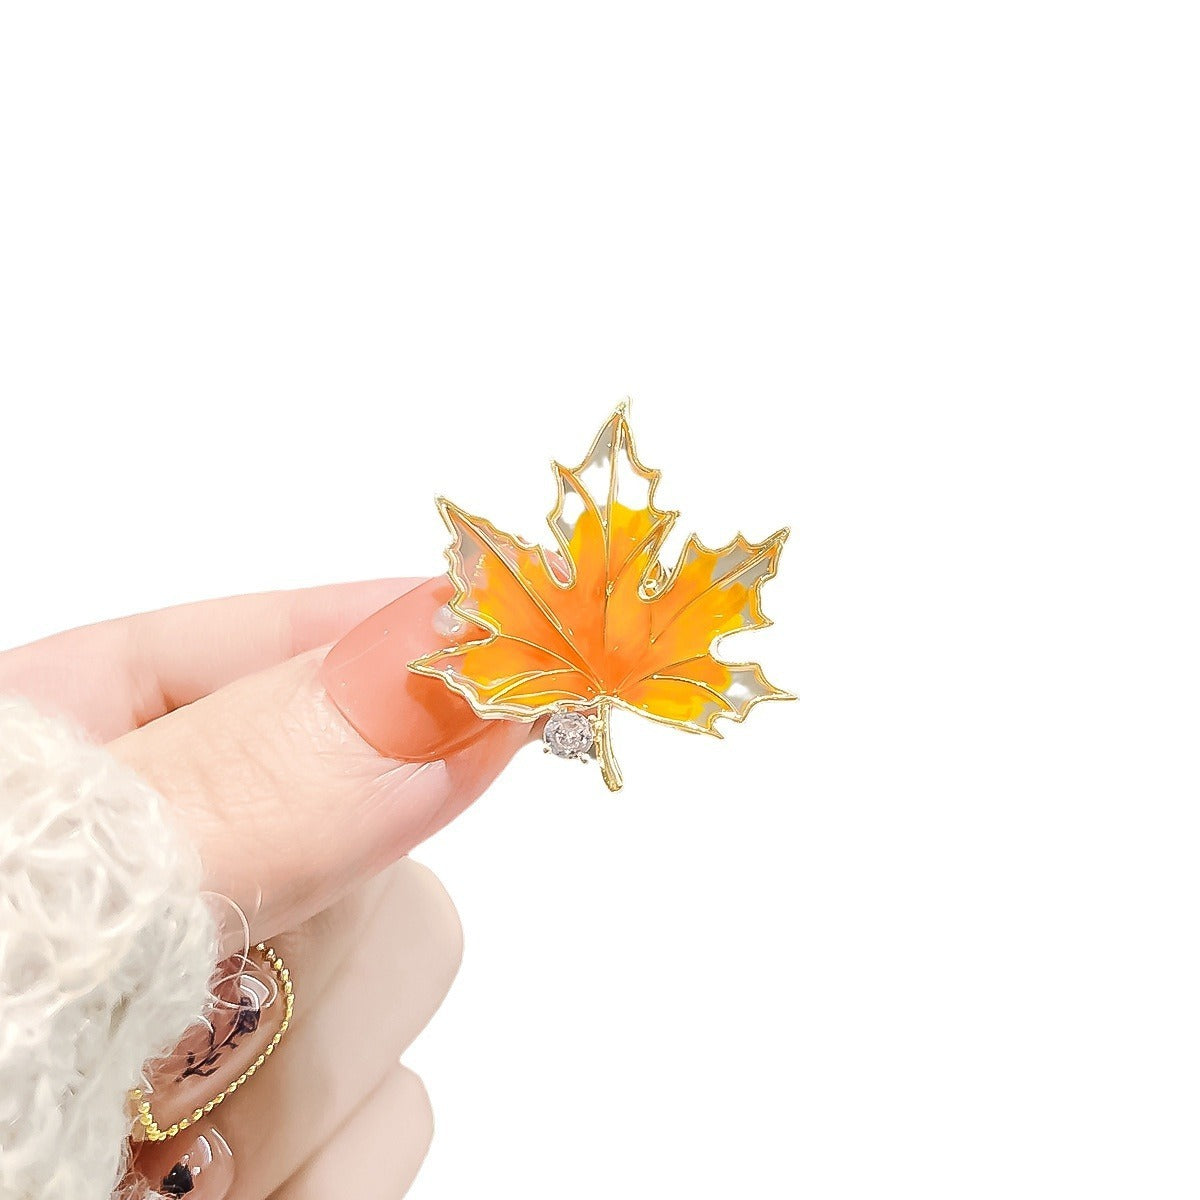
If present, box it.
[129,942,294,1142]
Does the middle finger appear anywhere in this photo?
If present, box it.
[131,856,462,1199]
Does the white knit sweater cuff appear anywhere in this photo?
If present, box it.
[0,696,219,1200]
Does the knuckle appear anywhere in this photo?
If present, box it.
[402,857,465,980]
[400,1065,434,1133]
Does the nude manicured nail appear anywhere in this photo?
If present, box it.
[143,950,280,1125]
[152,1129,233,1199]
[320,576,489,760]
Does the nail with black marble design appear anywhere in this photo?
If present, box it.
[160,1160,195,1195]
[151,1130,233,1200]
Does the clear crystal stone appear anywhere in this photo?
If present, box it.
[543,710,595,759]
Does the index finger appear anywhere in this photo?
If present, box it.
[0,578,422,740]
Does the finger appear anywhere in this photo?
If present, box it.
[131,859,460,1200]
[268,1066,433,1200]
[0,577,422,740]
[110,579,534,947]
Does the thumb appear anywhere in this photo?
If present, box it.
[110,578,532,947]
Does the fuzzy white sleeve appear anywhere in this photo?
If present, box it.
[0,696,219,1200]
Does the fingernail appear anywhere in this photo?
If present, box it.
[155,1129,233,1199]
[319,576,489,760]
[142,947,282,1130]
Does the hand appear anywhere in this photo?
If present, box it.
[0,578,531,1199]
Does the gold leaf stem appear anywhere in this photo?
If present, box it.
[595,698,623,792]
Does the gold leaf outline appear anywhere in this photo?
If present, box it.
[408,403,793,740]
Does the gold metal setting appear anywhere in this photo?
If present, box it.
[129,942,294,1142]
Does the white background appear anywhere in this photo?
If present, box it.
[1,4,1197,1197]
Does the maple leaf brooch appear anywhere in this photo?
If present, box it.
[409,403,791,791]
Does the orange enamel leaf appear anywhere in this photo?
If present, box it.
[409,405,791,790]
